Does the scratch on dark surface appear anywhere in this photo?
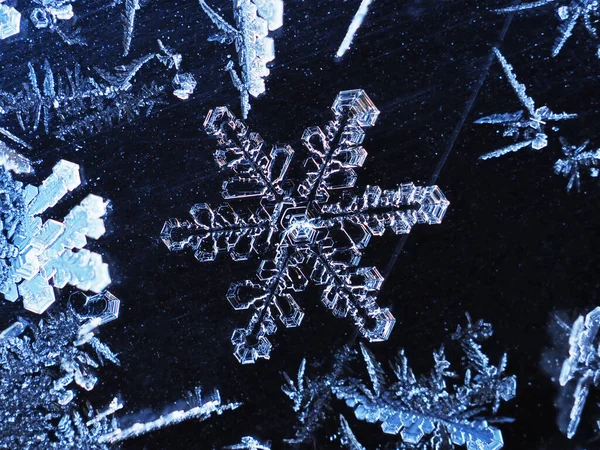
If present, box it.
[381,12,516,282]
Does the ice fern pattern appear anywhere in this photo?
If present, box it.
[476,48,576,160]
[0,294,120,449]
[199,0,284,118]
[0,55,166,140]
[162,89,449,364]
[0,159,111,314]
[495,0,600,58]
[332,317,517,450]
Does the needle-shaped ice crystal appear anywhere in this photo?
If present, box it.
[162,90,449,365]
[335,0,374,59]
[0,160,111,314]
[199,0,284,118]
[476,48,576,160]
[495,0,600,57]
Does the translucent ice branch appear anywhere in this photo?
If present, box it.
[122,0,141,56]
[335,0,373,59]
[0,142,32,174]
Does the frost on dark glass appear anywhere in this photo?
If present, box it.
[0,55,166,140]
[162,90,450,363]
[198,0,284,118]
[0,293,120,449]
[475,48,576,160]
[495,0,600,57]
[0,159,111,314]
[332,317,517,449]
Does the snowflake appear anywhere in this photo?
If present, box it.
[162,89,449,364]
[199,0,284,118]
[495,0,600,57]
[0,159,111,314]
[554,138,600,191]
[332,316,517,450]
[476,47,576,160]
[0,292,120,449]
[554,306,600,439]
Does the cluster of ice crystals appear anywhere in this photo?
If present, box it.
[496,0,600,57]
[557,307,600,439]
[157,39,197,100]
[0,294,120,449]
[30,0,75,29]
[0,3,21,39]
[162,90,449,363]
[554,138,600,191]
[0,56,166,140]
[199,0,284,118]
[332,317,516,449]
[0,159,110,314]
[225,436,272,449]
[476,48,576,160]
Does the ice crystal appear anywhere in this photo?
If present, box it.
[338,415,366,450]
[162,90,449,364]
[199,0,284,118]
[0,3,21,40]
[282,346,353,443]
[99,386,242,444]
[0,56,166,140]
[224,436,272,449]
[335,0,373,59]
[0,159,111,314]
[476,48,576,160]
[332,317,517,449]
[495,0,600,57]
[556,307,600,439]
[553,138,600,192]
[0,294,120,449]
[157,39,197,100]
[122,0,141,56]
[29,0,84,46]
[0,141,32,174]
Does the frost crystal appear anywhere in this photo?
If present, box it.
[335,0,373,59]
[0,56,166,140]
[332,317,516,449]
[157,39,197,100]
[98,387,242,444]
[0,159,111,314]
[29,0,83,45]
[199,0,284,118]
[553,138,600,192]
[476,48,576,160]
[162,90,449,364]
[556,307,600,439]
[0,296,120,448]
[0,3,21,39]
[495,0,600,57]
[224,436,272,449]
[338,415,366,450]
[122,0,141,56]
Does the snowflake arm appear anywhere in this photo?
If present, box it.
[495,0,558,13]
[122,0,141,56]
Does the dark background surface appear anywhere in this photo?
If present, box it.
[1,0,600,448]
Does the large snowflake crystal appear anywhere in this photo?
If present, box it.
[162,89,449,364]
[199,0,284,118]
[332,317,517,450]
[495,1,600,58]
[0,159,111,314]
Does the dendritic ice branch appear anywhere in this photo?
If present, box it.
[332,317,517,449]
[199,0,284,118]
[475,48,576,160]
[495,0,600,57]
[0,55,166,140]
[0,159,111,314]
[554,307,600,439]
[98,386,242,444]
[0,293,120,449]
[554,138,600,192]
[162,90,449,364]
